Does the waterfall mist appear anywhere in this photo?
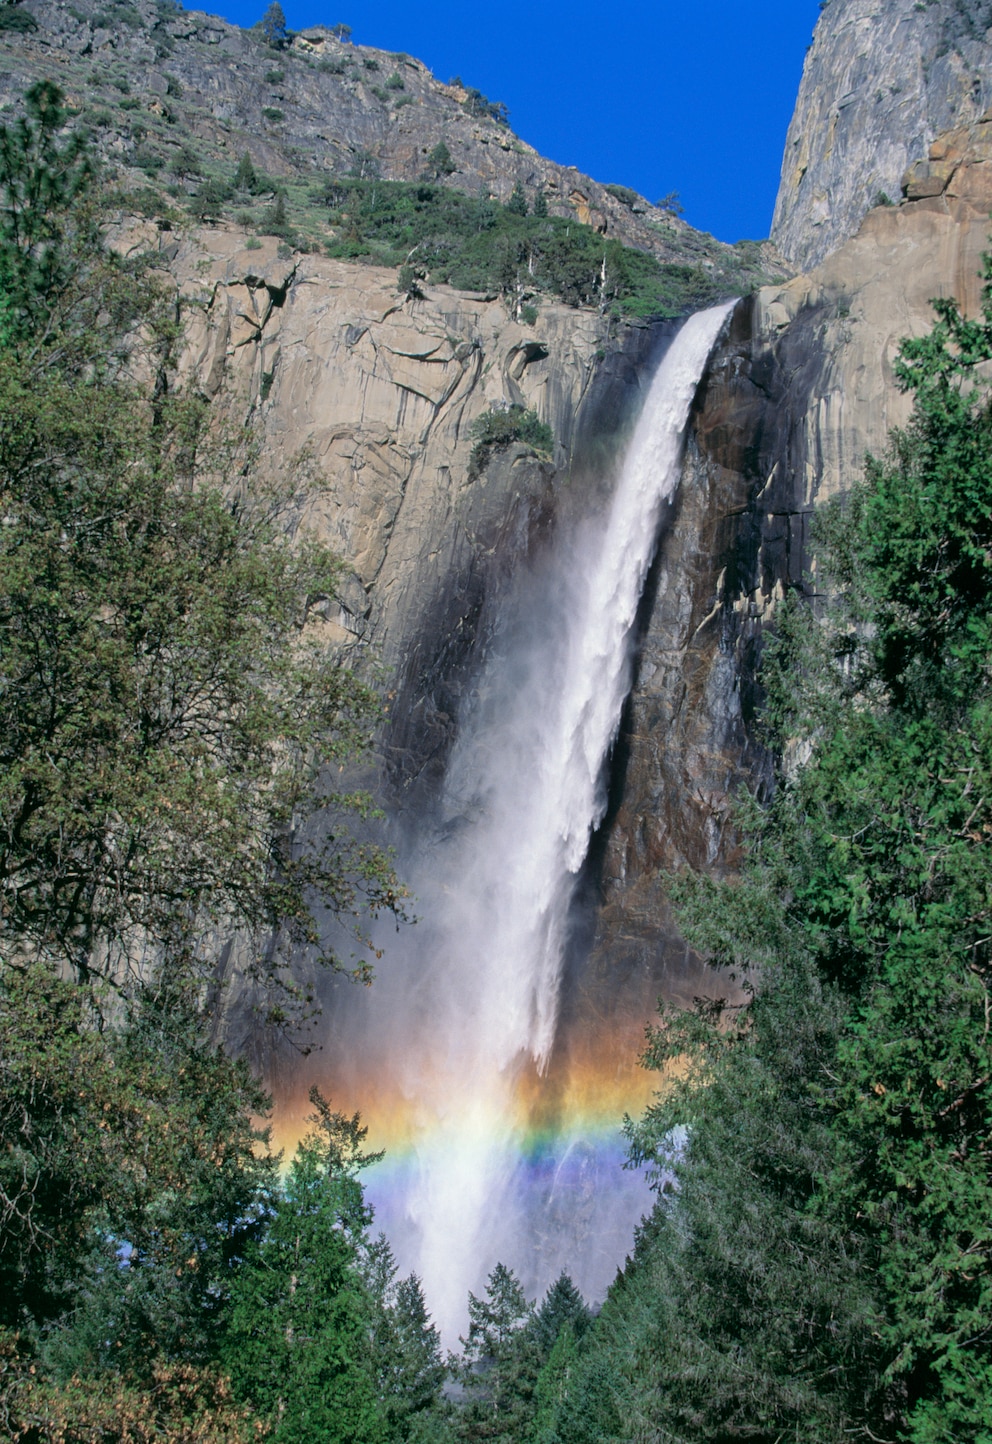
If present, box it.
[304,302,735,1343]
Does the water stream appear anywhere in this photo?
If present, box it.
[328,301,734,1341]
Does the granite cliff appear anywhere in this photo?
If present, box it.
[573,110,992,1071]
[773,0,992,271]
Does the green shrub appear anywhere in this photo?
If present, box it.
[314,175,747,317]
[132,144,164,172]
[469,404,553,473]
[462,87,509,125]
[605,183,639,208]
[362,55,379,70]
[265,67,285,83]
[424,140,455,178]
[519,303,538,326]
[262,106,285,122]
[0,8,39,31]
[505,183,527,216]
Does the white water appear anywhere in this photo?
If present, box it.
[334,303,734,1341]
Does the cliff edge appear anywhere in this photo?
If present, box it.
[773,0,992,271]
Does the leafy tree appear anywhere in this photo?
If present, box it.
[0,82,405,1437]
[330,21,352,41]
[0,968,275,1391]
[0,1341,261,1443]
[0,90,400,997]
[531,189,548,220]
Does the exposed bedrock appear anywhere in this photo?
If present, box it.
[773,0,992,271]
[562,135,992,1067]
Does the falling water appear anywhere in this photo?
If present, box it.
[319,302,734,1341]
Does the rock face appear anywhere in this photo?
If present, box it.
[571,130,992,1063]
[167,225,652,762]
[773,0,992,271]
[165,118,992,1089]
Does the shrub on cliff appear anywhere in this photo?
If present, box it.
[468,404,553,474]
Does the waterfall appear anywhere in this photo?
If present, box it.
[323,301,734,1342]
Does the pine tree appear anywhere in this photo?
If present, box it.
[259,0,287,48]
[505,182,528,217]
[0,80,92,348]
[457,1264,536,1441]
[222,1090,387,1443]
[233,150,258,192]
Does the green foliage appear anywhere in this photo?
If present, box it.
[655,189,684,215]
[0,349,397,988]
[531,189,548,219]
[505,182,528,217]
[456,1264,535,1441]
[469,404,553,474]
[0,5,38,31]
[189,176,234,220]
[424,140,456,178]
[0,82,93,348]
[233,150,259,192]
[604,183,639,208]
[311,174,741,318]
[170,142,202,178]
[0,966,274,1356]
[0,61,439,1444]
[260,187,292,238]
[461,87,509,127]
[358,1237,447,1439]
[257,0,287,48]
[555,254,992,1441]
[261,105,284,123]
[222,1089,388,1443]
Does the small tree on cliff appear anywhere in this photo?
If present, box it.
[258,0,288,47]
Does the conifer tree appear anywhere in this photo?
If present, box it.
[222,1090,387,1443]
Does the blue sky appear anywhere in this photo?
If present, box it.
[211,0,824,243]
